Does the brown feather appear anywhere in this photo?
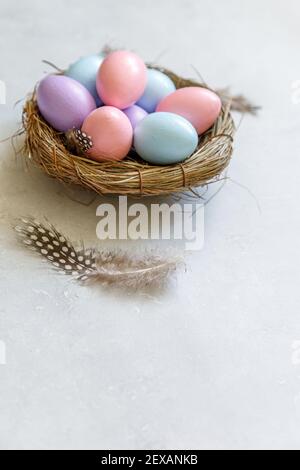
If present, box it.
[217,87,261,115]
[14,218,181,289]
[90,250,181,288]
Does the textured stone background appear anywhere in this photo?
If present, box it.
[0,0,299,450]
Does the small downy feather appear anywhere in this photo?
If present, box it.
[90,250,180,288]
[217,87,261,115]
[15,217,181,289]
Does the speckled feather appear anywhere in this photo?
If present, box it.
[15,217,96,281]
[15,218,181,288]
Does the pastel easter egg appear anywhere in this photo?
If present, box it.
[65,53,105,106]
[156,87,222,134]
[82,106,133,162]
[136,69,176,113]
[37,75,96,132]
[123,105,148,129]
[97,50,147,109]
[134,112,198,165]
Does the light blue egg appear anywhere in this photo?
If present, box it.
[136,69,176,113]
[65,54,104,106]
[134,112,198,165]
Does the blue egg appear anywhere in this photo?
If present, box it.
[65,54,104,106]
[134,112,198,165]
[136,69,176,113]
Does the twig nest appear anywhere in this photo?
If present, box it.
[23,65,235,196]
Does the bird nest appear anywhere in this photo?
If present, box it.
[22,67,237,196]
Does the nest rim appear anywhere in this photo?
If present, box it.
[22,66,235,196]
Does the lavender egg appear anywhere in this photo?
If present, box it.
[123,104,148,129]
[37,75,96,132]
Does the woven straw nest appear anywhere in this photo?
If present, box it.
[22,66,236,196]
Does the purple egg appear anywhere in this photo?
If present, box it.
[123,104,148,129]
[37,75,96,132]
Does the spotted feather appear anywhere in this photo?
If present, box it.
[15,218,96,280]
[73,128,93,152]
[15,217,182,288]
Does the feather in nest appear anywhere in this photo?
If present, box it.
[14,217,182,289]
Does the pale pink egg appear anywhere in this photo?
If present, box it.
[96,50,147,109]
[82,106,133,162]
[156,87,222,134]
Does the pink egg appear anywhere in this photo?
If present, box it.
[82,106,133,162]
[96,50,147,109]
[156,87,222,134]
